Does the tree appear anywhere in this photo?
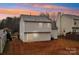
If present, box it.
[0,16,20,34]
[0,19,6,29]
[40,13,50,19]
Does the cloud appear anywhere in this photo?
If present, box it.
[0,8,41,15]
[31,3,69,9]
[0,3,79,20]
[19,4,79,15]
[0,8,41,19]
[0,14,19,20]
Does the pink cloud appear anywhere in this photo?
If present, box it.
[0,3,79,20]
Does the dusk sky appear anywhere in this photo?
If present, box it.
[0,3,79,20]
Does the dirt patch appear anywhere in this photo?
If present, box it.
[2,39,79,55]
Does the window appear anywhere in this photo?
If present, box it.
[73,19,79,25]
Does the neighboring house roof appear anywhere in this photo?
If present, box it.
[62,14,79,18]
[20,14,51,23]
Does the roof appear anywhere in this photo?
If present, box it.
[58,12,79,17]
[20,14,51,22]
[62,14,79,18]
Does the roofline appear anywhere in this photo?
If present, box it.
[62,14,79,17]
[20,14,49,17]
[20,14,39,17]
[20,14,52,21]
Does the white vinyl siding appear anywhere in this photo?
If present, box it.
[24,33,51,42]
[57,14,79,35]
[24,22,51,32]
[20,15,52,42]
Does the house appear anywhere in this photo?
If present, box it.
[56,12,79,36]
[20,15,52,42]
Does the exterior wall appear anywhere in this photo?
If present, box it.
[23,22,51,42]
[60,15,74,35]
[20,16,52,42]
[20,17,25,41]
[24,22,51,32]
[57,13,79,35]
[24,33,51,42]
